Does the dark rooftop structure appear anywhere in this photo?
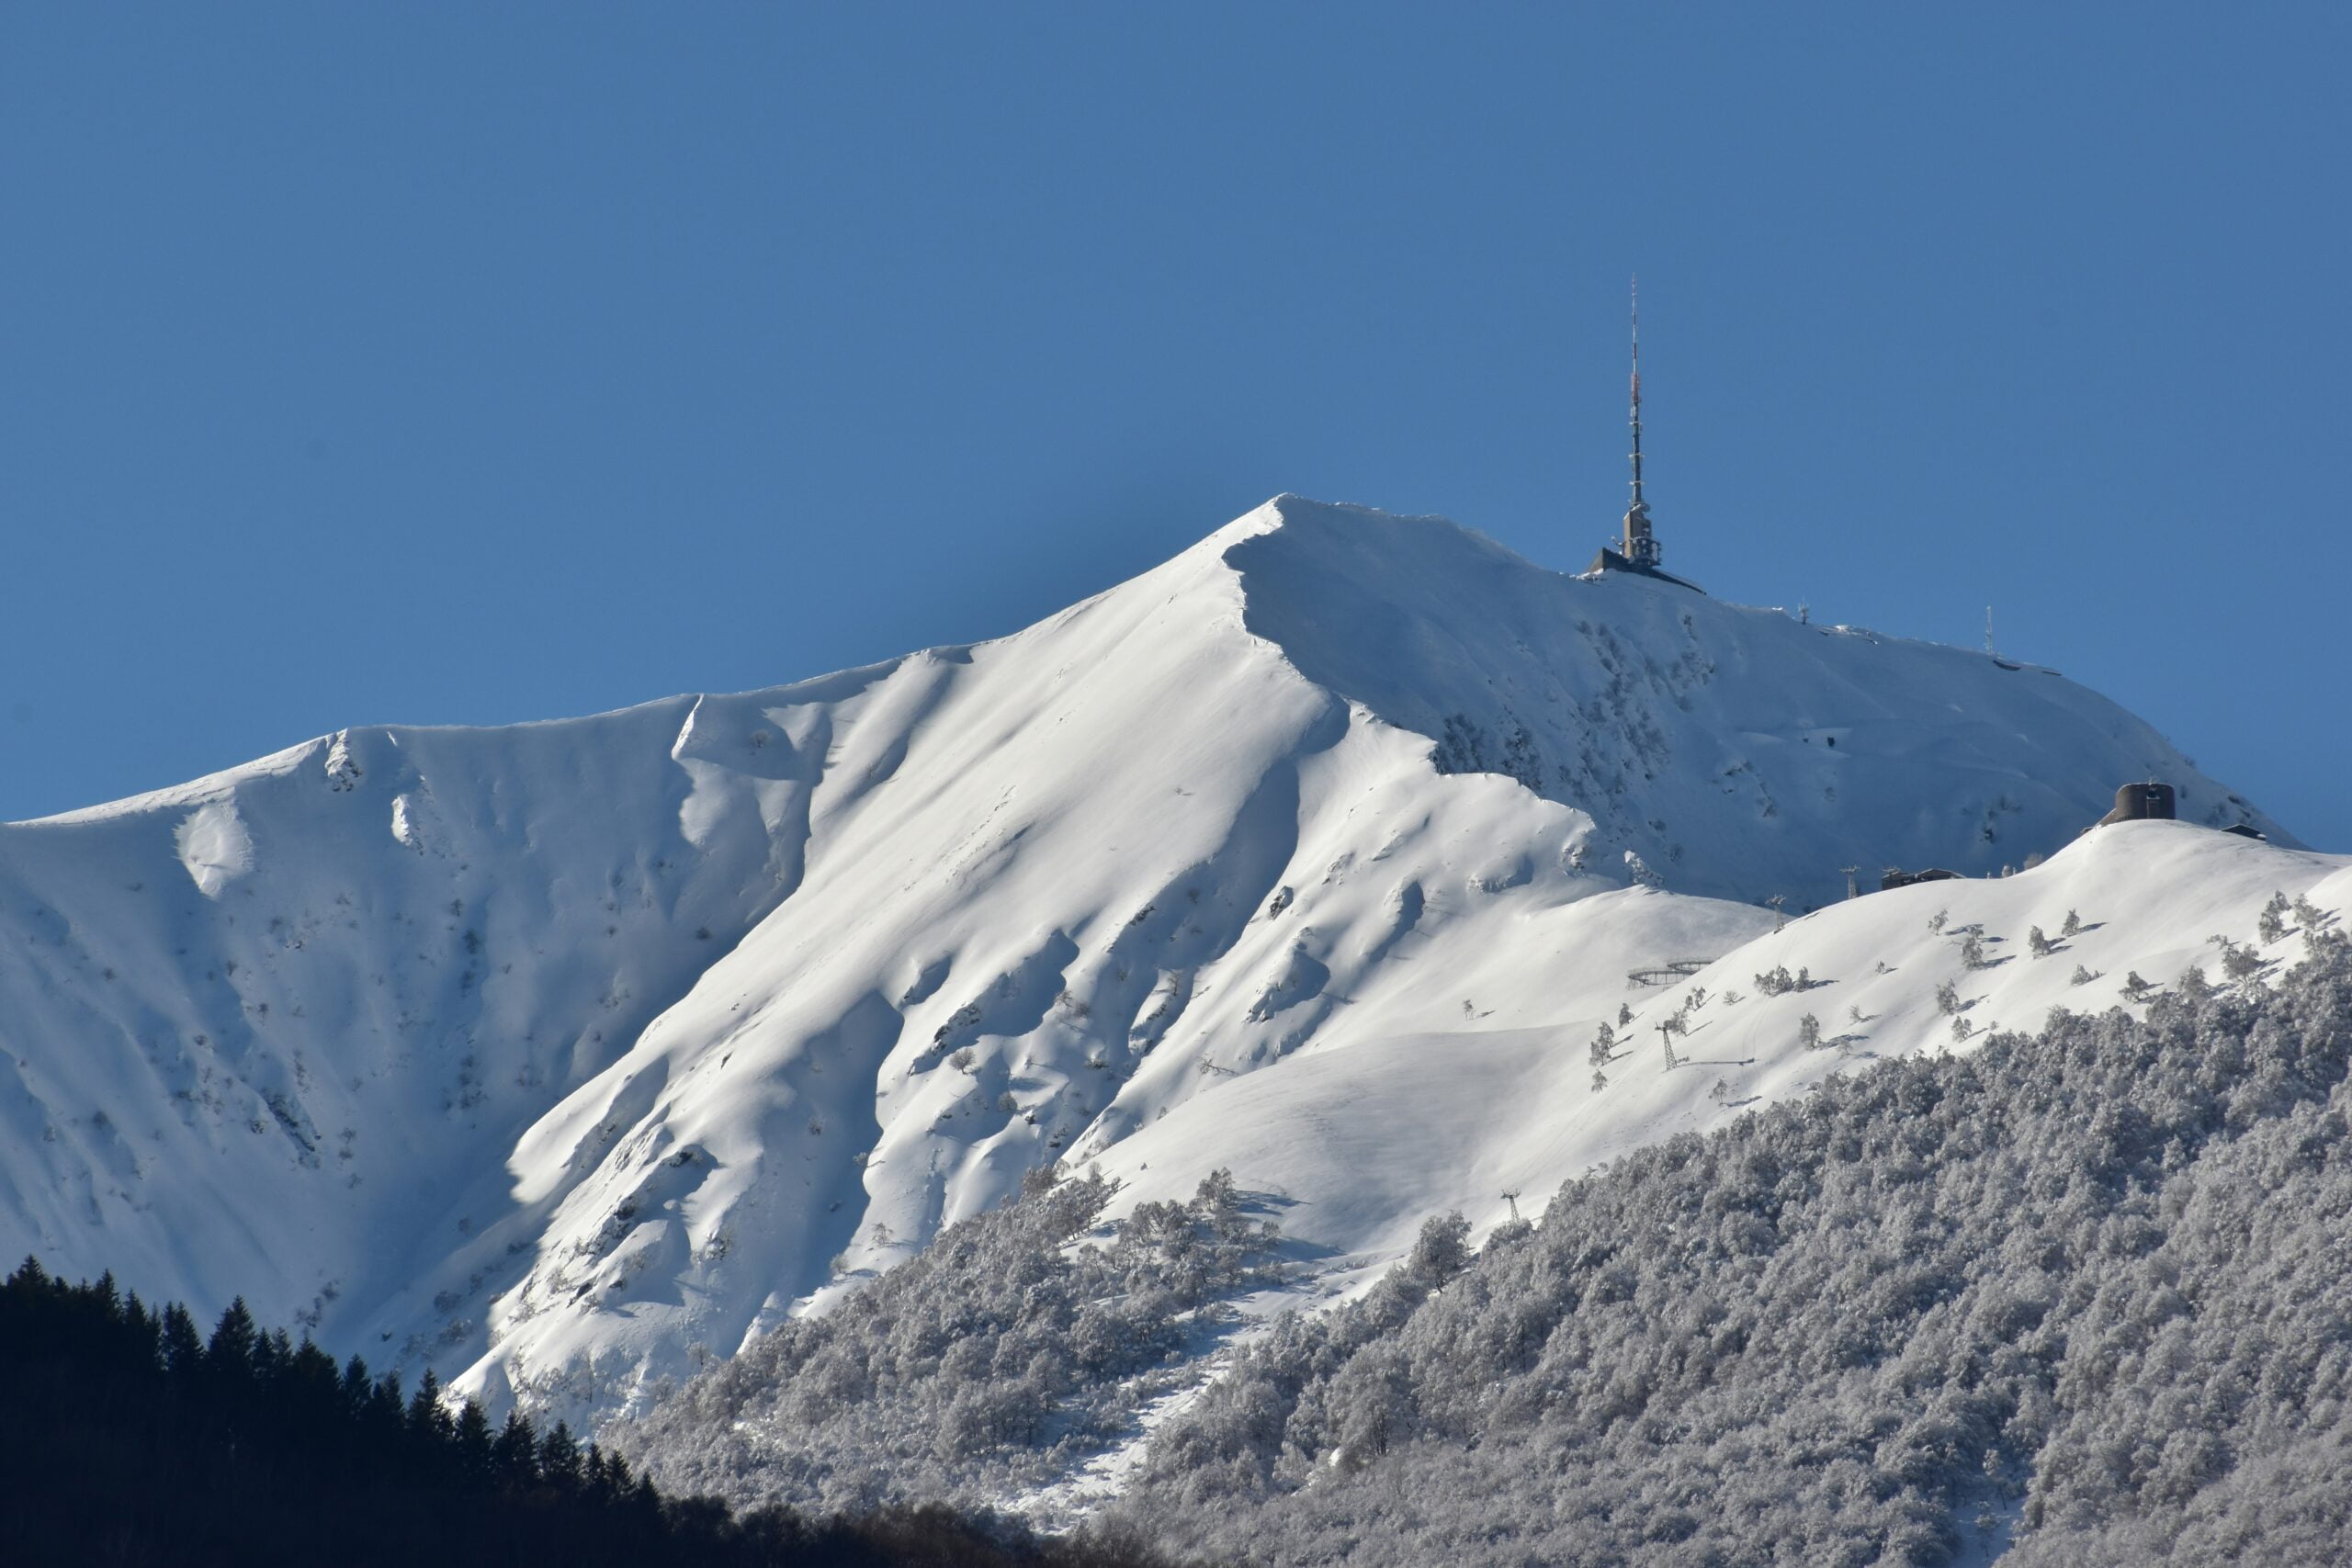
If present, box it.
[2098,782,2177,828]
[1880,867,1962,892]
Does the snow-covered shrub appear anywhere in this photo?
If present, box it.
[2028,926,2053,959]
[1960,933,1990,970]
[1753,965,1795,998]
[1935,979,1962,1015]
[2070,964,2099,987]
[1928,908,1949,934]
[2062,908,2084,939]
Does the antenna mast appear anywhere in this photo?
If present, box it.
[1622,277,1661,570]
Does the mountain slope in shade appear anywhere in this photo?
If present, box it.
[0,496,2292,1432]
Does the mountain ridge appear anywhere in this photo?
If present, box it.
[0,495,2308,1438]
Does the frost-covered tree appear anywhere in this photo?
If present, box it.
[2061,908,2084,939]
[2258,891,2290,945]
[1588,1023,1615,1069]
[1928,908,1949,934]
[1935,979,1962,1015]
[1796,1013,1821,1050]
[616,1169,1280,1517]
[2028,926,2053,959]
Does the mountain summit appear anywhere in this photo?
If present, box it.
[0,497,2300,1427]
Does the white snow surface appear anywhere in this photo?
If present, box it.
[0,496,2324,1436]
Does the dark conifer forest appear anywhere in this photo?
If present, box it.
[0,1258,1171,1568]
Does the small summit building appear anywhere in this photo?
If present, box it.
[1588,280,1703,592]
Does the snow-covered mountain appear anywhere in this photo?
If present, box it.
[0,496,2314,1433]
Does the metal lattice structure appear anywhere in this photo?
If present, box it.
[1626,957,1713,988]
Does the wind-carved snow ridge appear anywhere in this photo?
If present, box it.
[0,494,2326,1450]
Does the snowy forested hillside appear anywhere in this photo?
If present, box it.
[0,496,2318,1443]
[618,921,2352,1566]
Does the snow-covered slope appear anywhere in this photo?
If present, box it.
[0,496,2301,1432]
[1086,821,2352,1290]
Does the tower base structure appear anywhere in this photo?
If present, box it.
[1585,546,1704,592]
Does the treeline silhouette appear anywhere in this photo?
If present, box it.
[0,1258,1175,1567]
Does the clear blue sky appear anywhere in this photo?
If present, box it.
[5,5,2346,846]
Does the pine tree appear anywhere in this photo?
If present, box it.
[207,1298,257,1377]
[492,1408,541,1489]
[408,1368,454,1443]
[540,1419,584,1490]
[453,1396,495,1485]
[161,1302,204,1374]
